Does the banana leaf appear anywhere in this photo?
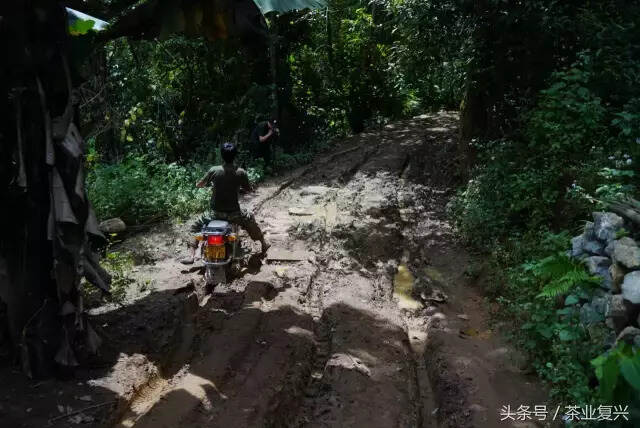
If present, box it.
[66,7,108,35]
[252,0,327,14]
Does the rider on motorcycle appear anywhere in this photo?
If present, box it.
[181,142,270,264]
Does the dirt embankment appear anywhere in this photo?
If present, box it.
[0,112,547,428]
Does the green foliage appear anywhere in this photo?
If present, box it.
[94,37,275,161]
[487,228,639,413]
[453,49,639,245]
[102,250,135,303]
[494,234,604,403]
[81,249,135,306]
[454,5,640,407]
[66,8,107,36]
[453,0,640,245]
[389,0,469,109]
[87,154,209,224]
[82,0,469,227]
[68,17,95,36]
[526,62,606,153]
[491,232,608,404]
[592,342,640,423]
[522,252,600,298]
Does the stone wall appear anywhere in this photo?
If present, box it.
[570,212,640,347]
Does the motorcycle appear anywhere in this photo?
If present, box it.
[194,219,240,287]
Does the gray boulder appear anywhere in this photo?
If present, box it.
[580,303,604,325]
[591,296,608,315]
[611,237,640,269]
[605,294,633,332]
[578,221,606,255]
[605,241,615,257]
[584,256,613,290]
[583,221,596,240]
[585,256,612,275]
[605,331,619,349]
[583,239,605,256]
[571,235,585,258]
[601,272,614,291]
[98,218,126,234]
[621,271,640,304]
[617,326,640,346]
[593,212,624,243]
[609,263,626,294]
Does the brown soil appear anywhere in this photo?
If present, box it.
[0,112,548,428]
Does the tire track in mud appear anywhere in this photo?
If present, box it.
[113,294,201,427]
[115,117,435,428]
[247,131,422,427]
[291,271,335,427]
[253,145,364,214]
[395,153,435,428]
[276,126,433,427]
[110,138,372,428]
[112,113,547,428]
[338,143,382,185]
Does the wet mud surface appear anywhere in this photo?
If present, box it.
[0,112,547,428]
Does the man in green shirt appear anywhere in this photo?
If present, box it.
[181,143,269,264]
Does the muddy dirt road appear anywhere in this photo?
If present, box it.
[0,112,546,428]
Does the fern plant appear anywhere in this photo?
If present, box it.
[523,252,601,298]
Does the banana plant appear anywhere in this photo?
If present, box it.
[65,0,327,40]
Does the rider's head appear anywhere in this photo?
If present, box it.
[221,142,237,163]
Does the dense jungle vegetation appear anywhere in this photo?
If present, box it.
[82,0,471,225]
[2,0,640,421]
[84,0,640,410]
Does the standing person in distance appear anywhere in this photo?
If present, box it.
[251,117,279,167]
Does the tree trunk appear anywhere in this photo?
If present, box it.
[268,25,279,119]
[458,0,491,179]
[326,7,334,78]
[458,83,486,177]
[0,0,110,378]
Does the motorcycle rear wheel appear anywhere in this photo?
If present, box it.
[205,264,229,287]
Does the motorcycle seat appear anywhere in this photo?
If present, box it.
[203,220,231,233]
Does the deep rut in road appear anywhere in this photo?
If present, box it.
[111,112,547,428]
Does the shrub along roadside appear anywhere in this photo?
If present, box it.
[87,140,335,226]
[487,231,605,404]
[451,23,640,414]
[479,229,640,422]
[87,154,210,225]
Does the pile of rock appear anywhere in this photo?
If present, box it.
[99,217,126,234]
[570,212,640,348]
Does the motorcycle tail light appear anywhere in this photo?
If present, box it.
[207,235,224,245]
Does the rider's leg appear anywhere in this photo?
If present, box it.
[181,239,198,264]
[181,213,209,264]
[234,210,270,254]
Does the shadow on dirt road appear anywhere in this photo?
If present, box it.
[1,112,548,428]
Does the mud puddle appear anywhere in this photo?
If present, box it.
[393,264,422,311]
